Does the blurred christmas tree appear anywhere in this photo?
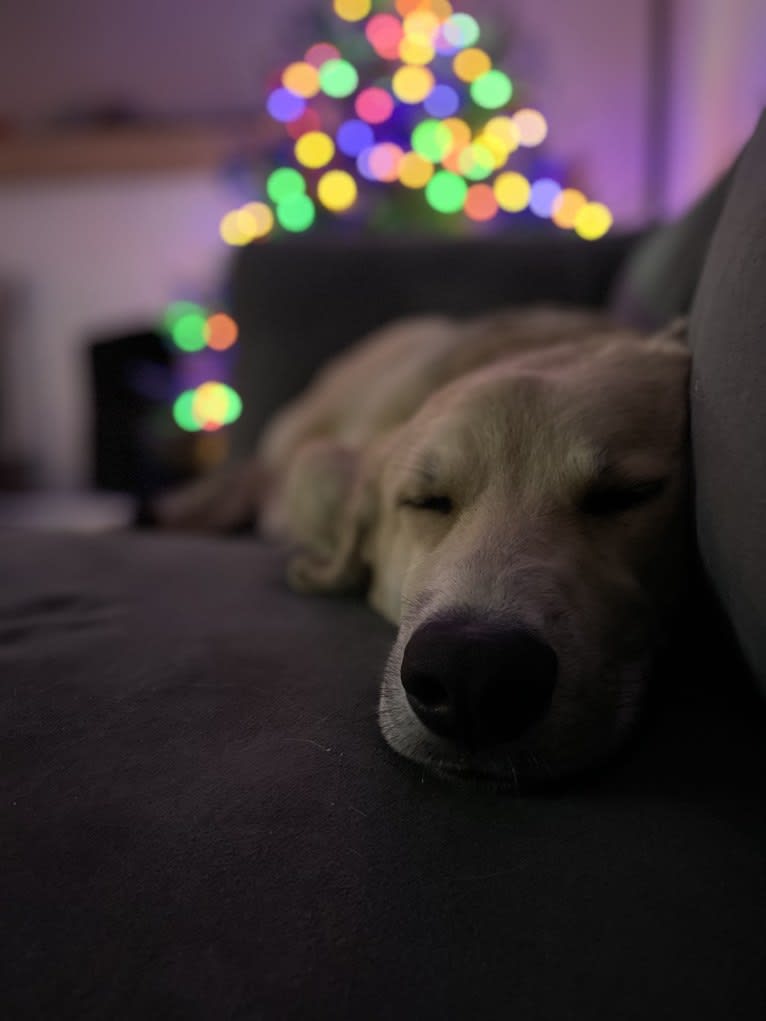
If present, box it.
[163,0,613,442]
[221,0,614,243]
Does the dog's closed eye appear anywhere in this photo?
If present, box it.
[398,495,454,515]
[580,477,668,516]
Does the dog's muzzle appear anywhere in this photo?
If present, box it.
[400,617,558,748]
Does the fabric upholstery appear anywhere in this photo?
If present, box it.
[3,530,766,1019]
[688,109,766,695]
[228,231,638,455]
[608,165,735,332]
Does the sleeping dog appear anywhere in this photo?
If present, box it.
[156,307,691,790]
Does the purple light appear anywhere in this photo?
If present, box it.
[424,84,460,118]
[529,178,562,218]
[337,119,375,157]
[356,147,378,182]
[267,88,306,123]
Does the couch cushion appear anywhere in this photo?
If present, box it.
[688,110,766,697]
[608,165,734,331]
[3,529,766,1019]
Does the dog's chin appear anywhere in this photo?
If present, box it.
[377,648,649,794]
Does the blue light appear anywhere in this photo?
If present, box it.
[424,84,460,118]
[356,147,378,182]
[337,119,375,158]
[529,178,562,218]
[267,88,306,123]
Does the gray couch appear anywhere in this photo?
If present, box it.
[3,114,766,1019]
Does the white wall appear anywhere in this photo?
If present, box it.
[0,175,235,486]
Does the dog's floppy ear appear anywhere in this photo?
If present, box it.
[286,444,381,596]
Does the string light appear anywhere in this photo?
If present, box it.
[494,172,531,212]
[319,59,359,98]
[513,108,548,147]
[552,189,587,229]
[355,87,395,124]
[294,131,335,169]
[464,183,499,222]
[337,119,375,157]
[366,14,404,59]
[333,0,372,21]
[471,70,513,109]
[317,169,358,212]
[574,202,613,240]
[426,170,468,214]
[205,313,239,351]
[529,178,562,218]
[276,194,316,232]
[305,42,340,68]
[392,65,435,104]
[453,48,492,82]
[282,62,321,98]
[398,151,434,188]
[266,167,306,204]
[267,88,305,123]
[423,84,460,118]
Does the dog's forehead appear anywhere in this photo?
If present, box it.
[401,337,688,479]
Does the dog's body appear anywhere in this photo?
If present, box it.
[157,306,691,790]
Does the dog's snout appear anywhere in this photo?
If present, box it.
[400,619,557,746]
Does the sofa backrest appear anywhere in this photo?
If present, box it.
[687,109,766,695]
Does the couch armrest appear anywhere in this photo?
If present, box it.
[229,231,641,453]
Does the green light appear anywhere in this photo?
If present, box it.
[470,70,513,110]
[319,59,359,98]
[459,143,495,181]
[267,167,306,204]
[163,300,204,333]
[277,194,316,232]
[173,391,199,432]
[425,171,468,214]
[411,120,452,162]
[171,312,208,352]
[221,385,243,425]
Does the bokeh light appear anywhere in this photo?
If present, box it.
[267,167,306,204]
[192,382,242,431]
[317,169,358,212]
[442,13,480,48]
[426,170,468,214]
[398,151,434,189]
[334,0,372,21]
[266,88,305,123]
[529,177,562,217]
[513,108,548,147]
[173,390,198,432]
[295,131,335,168]
[368,142,404,182]
[458,142,495,180]
[483,116,520,153]
[337,118,375,156]
[412,119,453,162]
[277,194,316,232]
[305,42,340,68]
[392,65,436,104]
[403,10,440,43]
[453,48,492,82]
[171,311,208,352]
[219,210,250,246]
[365,14,403,59]
[399,36,435,65]
[205,313,239,351]
[464,183,498,222]
[355,87,395,124]
[282,62,320,98]
[470,70,513,109]
[356,147,378,181]
[574,201,613,240]
[319,59,360,98]
[494,171,531,212]
[552,188,587,229]
[228,202,274,244]
[424,84,460,118]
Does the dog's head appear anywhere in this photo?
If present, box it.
[289,326,691,790]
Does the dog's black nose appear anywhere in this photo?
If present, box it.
[400,619,557,746]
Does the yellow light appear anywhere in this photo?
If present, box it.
[430,0,454,18]
[399,35,435,65]
[494,172,531,212]
[483,116,520,153]
[219,210,249,246]
[513,108,548,147]
[403,10,440,42]
[240,201,274,239]
[398,151,434,188]
[282,62,320,98]
[473,132,509,168]
[458,142,494,180]
[333,0,372,22]
[392,65,435,104]
[295,131,335,169]
[551,189,587,229]
[574,202,613,240]
[453,47,491,82]
[442,117,471,151]
[193,383,229,427]
[317,169,358,212]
